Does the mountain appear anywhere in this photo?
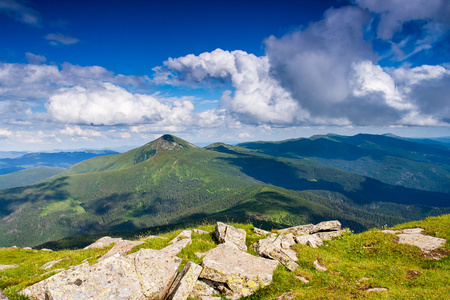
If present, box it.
[0,150,119,175]
[0,134,449,247]
[238,133,450,193]
[0,166,64,190]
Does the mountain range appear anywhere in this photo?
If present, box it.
[0,134,449,247]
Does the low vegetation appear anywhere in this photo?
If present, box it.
[1,215,448,299]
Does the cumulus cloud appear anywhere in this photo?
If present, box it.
[0,0,41,26]
[59,125,102,137]
[25,52,46,64]
[45,33,79,45]
[155,4,450,127]
[159,49,303,125]
[46,83,195,126]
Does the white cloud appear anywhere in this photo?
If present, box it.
[45,33,79,45]
[46,83,194,126]
[60,125,102,137]
[159,49,304,125]
[0,0,41,26]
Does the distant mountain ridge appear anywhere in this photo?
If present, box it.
[0,134,449,247]
[0,150,119,175]
[238,133,450,193]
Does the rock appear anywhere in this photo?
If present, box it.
[402,228,424,234]
[169,230,192,244]
[21,248,181,300]
[194,229,210,235]
[98,240,143,261]
[280,220,341,236]
[314,259,327,272]
[40,248,53,251]
[254,227,270,235]
[23,247,32,250]
[397,233,446,252]
[200,242,278,299]
[83,236,122,249]
[0,289,7,300]
[295,234,323,248]
[296,276,310,283]
[40,258,65,270]
[195,251,207,258]
[161,238,192,256]
[214,222,247,252]
[189,279,219,299]
[254,233,299,271]
[0,264,18,271]
[313,220,341,232]
[367,287,388,292]
[275,291,297,300]
[200,297,221,300]
[166,261,203,300]
[315,230,343,241]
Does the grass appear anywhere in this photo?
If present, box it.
[39,198,86,217]
[1,216,449,299]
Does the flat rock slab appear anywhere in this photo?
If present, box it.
[21,248,181,300]
[194,229,210,235]
[397,233,446,252]
[98,240,143,261]
[189,279,219,299]
[83,236,122,249]
[200,243,278,299]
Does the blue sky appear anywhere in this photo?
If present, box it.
[0,0,449,151]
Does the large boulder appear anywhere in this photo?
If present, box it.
[200,243,279,299]
[21,249,181,300]
[214,222,247,252]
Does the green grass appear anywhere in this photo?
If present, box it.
[1,215,448,299]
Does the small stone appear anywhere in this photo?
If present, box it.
[194,229,210,235]
[23,247,32,250]
[200,297,221,300]
[40,258,65,270]
[296,276,310,283]
[40,248,53,251]
[367,287,388,292]
[295,234,323,248]
[0,289,7,300]
[254,227,270,235]
[314,259,327,272]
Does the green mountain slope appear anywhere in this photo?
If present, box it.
[0,135,449,247]
[238,133,450,193]
[0,166,64,190]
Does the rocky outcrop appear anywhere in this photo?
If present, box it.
[169,230,192,244]
[189,279,219,299]
[200,242,279,299]
[214,222,247,252]
[21,249,181,300]
[254,233,299,271]
[382,227,447,258]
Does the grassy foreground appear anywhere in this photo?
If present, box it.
[1,215,449,299]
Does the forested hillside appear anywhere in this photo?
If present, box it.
[0,135,449,247]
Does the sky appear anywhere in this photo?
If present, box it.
[1,0,449,151]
